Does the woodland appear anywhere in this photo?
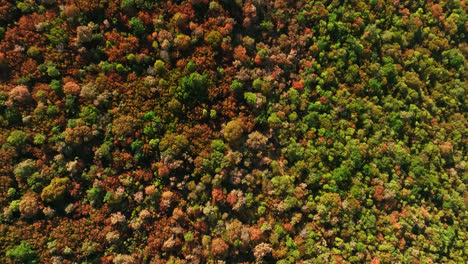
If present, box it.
[0,0,467,263]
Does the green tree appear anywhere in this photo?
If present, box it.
[244,92,257,106]
[79,105,99,124]
[6,242,37,264]
[205,30,223,48]
[41,177,70,203]
[129,17,145,37]
[7,130,29,148]
[177,72,208,103]
[231,80,243,95]
[46,27,68,46]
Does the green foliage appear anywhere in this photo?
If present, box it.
[154,60,166,73]
[184,232,194,242]
[381,63,397,83]
[205,30,223,47]
[1,1,467,263]
[8,200,20,214]
[332,165,351,185]
[33,134,46,144]
[79,105,99,124]
[6,242,36,264]
[267,113,282,128]
[96,141,112,160]
[41,177,70,203]
[86,187,102,206]
[186,61,196,73]
[50,79,61,92]
[47,67,60,78]
[211,139,226,152]
[46,27,68,46]
[209,109,217,119]
[244,92,257,106]
[121,0,155,10]
[17,1,38,14]
[7,188,17,197]
[14,159,36,180]
[81,242,99,256]
[27,46,41,58]
[126,53,136,62]
[100,61,115,72]
[115,63,125,72]
[177,72,208,103]
[4,107,22,124]
[230,80,243,94]
[252,78,263,91]
[7,130,29,147]
[442,49,465,68]
[129,17,145,37]
[260,20,273,31]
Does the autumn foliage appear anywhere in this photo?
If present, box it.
[0,0,466,263]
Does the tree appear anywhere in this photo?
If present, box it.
[41,177,70,203]
[65,120,93,144]
[205,30,223,48]
[129,17,145,38]
[224,119,244,144]
[76,25,93,44]
[7,130,29,148]
[79,105,99,124]
[159,133,189,157]
[46,27,68,46]
[8,85,31,104]
[19,193,40,218]
[63,81,81,96]
[246,131,268,150]
[6,242,36,263]
[177,72,208,104]
[211,238,228,257]
[244,92,257,106]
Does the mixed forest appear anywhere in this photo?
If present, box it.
[0,0,467,263]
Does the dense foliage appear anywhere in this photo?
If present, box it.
[0,0,467,263]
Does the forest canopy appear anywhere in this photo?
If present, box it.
[0,0,467,263]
